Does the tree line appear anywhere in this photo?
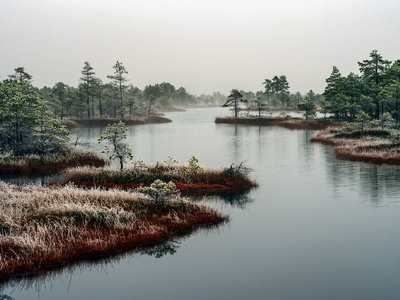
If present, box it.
[0,63,224,156]
[322,50,400,121]
[225,50,399,122]
[38,61,200,120]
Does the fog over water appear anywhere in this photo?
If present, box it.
[1,0,400,94]
[2,108,400,299]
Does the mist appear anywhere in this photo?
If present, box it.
[1,0,400,94]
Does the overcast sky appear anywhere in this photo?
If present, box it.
[1,0,399,95]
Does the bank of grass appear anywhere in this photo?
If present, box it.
[61,163,257,195]
[72,116,172,127]
[0,182,227,280]
[0,149,107,175]
[311,127,400,164]
[215,116,337,130]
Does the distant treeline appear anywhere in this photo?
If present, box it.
[229,50,399,122]
[8,61,227,121]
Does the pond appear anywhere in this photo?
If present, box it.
[2,107,400,299]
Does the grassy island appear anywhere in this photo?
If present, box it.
[0,182,227,280]
[71,116,172,127]
[60,162,257,195]
[215,116,337,130]
[311,127,400,164]
[0,150,107,175]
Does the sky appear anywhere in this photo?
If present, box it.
[1,0,400,95]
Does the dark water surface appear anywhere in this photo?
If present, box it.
[2,108,400,299]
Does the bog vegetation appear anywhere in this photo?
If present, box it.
[0,182,227,280]
[62,158,258,195]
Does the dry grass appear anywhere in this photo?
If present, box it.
[60,163,258,195]
[0,182,227,280]
[0,149,107,175]
[311,127,400,164]
[215,117,336,130]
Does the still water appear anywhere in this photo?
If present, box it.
[2,107,400,299]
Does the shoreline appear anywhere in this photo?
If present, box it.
[0,150,107,175]
[70,116,172,127]
[59,164,258,195]
[311,127,400,165]
[215,116,338,130]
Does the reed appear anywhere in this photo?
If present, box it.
[0,182,227,280]
[61,163,258,195]
[0,149,107,175]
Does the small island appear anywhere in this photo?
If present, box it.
[61,160,258,195]
[215,116,335,130]
[311,125,400,164]
[0,182,227,280]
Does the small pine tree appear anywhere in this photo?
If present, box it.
[355,110,371,131]
[98,121,133,169]
[297,95,316,120]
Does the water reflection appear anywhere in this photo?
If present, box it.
[322,144,400,205]
[3,108,400,299]
[0,254,125,295]
[297,130,318,171]
[140,241,181,258]
[192,193,254,209]
[0,223,225,295]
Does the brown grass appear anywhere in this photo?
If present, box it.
[0,182,227,280]
[0,149,107,175]
[60,163,258,195]
[215,117,336,130]
[311,127,400,164]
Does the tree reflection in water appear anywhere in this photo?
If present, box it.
[140,240,181,258]
[0,295,15,300]
[191,193,254,209]
[321,144,400,205]
[0,222,225,295]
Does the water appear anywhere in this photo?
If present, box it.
[2,107,400,299]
